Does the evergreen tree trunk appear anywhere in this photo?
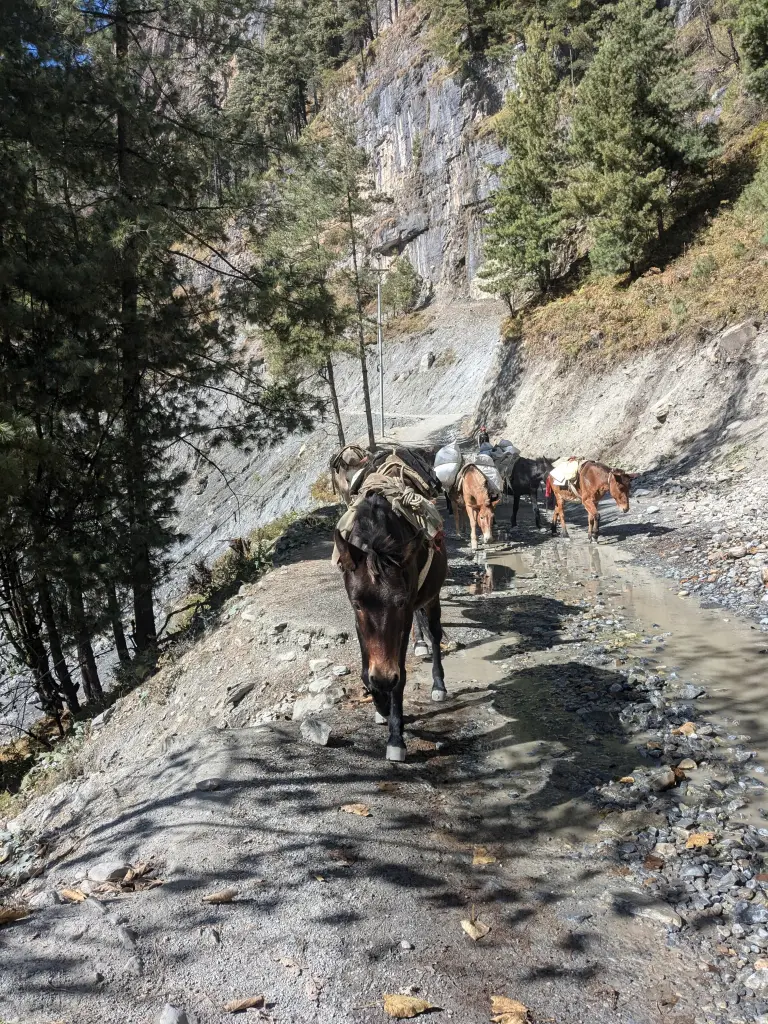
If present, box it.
[68,580,102,703]
[324,357,346,447]
[37,574,80,712]
[346,192,376,452]
[116,3,157,657]
[106,582,131,666]
[0,554,62,716]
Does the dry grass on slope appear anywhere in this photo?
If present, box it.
[517,204,768,363]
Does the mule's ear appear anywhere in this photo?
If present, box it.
[335,530,364,573]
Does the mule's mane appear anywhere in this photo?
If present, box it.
[350,494,416,577]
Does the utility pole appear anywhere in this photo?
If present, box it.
[376,257,385,440]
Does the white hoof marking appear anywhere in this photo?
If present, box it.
[431,689,447,703]
[386,745,406,762]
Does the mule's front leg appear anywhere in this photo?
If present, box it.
[584,498,598,542]
[532,487,541,527]
[386,614,412,761]
[511,493,520,527]
[468,506,478,550]
[425,599,447,702]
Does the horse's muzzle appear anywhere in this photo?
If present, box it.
[369,670,400,691]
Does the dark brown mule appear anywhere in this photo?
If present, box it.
[453,466,499,550]
[335,493,448,761]
[550,461,635,541]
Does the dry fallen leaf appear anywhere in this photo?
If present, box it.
[377,781,399,794]
[491,995,530,1024]
[314,874,327,883]
[123,862,149,884]
[461,916,490,941]
[472,845,497,866]
[686,832,715,849]
[0,907,29,925]
[60,889,87,902]
[276,956,303,978]
[643,854,664,871]
[672,721,697,736]
[202,888,238,904]
[340,803,371,817]
[383,994,435,1019]
[223,995,265,1012]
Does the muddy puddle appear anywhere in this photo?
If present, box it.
[482,539,768,819]
[412,533,768,843]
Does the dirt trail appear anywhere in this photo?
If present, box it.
[5,492,768,1024]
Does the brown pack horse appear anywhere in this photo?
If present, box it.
[452,465,499,550]
[335,493,448,761]
[550,461,635,541]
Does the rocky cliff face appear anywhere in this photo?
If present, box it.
[339,8,512,297]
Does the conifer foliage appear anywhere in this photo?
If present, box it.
[479,30,568,305]
[568,0,709,276]
[0,0,317,721]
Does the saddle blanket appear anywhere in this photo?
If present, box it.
[549,457,581,487]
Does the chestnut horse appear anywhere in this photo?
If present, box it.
[452,466,499,550]
[335,493,448,761]
[550,461,634,541]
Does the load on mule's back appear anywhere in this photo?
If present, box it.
[333,449,448,762]
[434,440,504,549]
[330,443,441,507]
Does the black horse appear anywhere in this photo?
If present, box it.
[508,457,554,528]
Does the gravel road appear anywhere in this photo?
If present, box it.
[3,485,768,1024]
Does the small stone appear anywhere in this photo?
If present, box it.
[746,971,768,992]
[649,766,676,792]
[200,925,221,946]
[292,691,340,721]
[124,954,144,977]
[400,939,414,950]
[646,506,660,515]
[309,658,332,674]
[419,351,435,372]
[28,890,61,908]
[91,706,115,729]
[195,778,222,792]
[728,546,748,559]
[277,650,297,663]
[300,718,332,746]
[271,622,288,634]
[157,1002,189,1023]
[653,842,678,859]
[117,925,138,950]
[678,758,697,770]
[88,861,130,883]
[332,665,350,677]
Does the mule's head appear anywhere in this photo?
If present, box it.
[474,496,500,543]
[335,496,420,692]
[609,470,634,513]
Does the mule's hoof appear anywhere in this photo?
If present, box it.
[374,711,387,725]
[386,745,406,762]
[414,642,430,658]
[431,688,447,703]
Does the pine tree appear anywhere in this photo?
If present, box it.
[736,0,768,100]
[479,30,568,305]
[568,0,711,276]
